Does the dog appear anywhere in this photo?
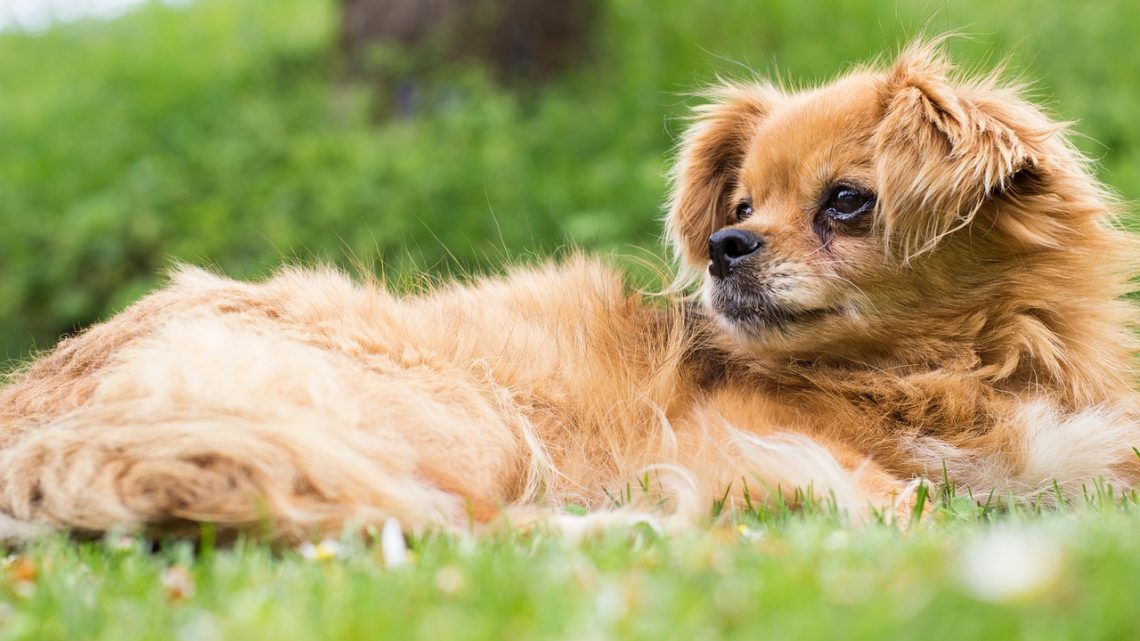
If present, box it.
[0,41,1136,540]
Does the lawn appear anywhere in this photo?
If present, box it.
[4,499,1140,640]
[2,0,1139,639]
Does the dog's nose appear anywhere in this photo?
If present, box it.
[708,228,762,278]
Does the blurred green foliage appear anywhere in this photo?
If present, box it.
[1,0,1137,361]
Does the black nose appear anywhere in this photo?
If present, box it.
[708,228,762,278]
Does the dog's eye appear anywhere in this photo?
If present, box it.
[734,201,753,221]
[823,187,875,221]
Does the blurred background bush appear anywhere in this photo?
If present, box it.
[1,0,1137,363]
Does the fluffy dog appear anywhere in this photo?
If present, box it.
[0,42,1137,540]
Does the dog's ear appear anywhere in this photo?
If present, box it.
[667,83,780,268]
[873,42,1061,258]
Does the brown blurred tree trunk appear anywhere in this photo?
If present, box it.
[339,0,597,84]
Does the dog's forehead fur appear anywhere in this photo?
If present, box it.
[739,73,882,195]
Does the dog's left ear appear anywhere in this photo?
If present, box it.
[873,43,1060,258]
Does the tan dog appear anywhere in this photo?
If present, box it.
[1,42,1137,540]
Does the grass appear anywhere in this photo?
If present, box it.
[2,0,1140,638]
[4,491,1140,641]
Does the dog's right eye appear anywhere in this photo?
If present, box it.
[734,201,754,221]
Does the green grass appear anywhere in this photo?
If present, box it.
[4,495,1140,641]
[2,0,1140,638]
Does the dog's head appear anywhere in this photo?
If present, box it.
[666,42,1115,364]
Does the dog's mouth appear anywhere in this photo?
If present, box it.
[707,282,838,333]
[717,299,837,329]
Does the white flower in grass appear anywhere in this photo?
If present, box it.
[736,523,765,541]
[956,527,1066,603]
[434,565,466,595]
[822,529,849,551]
[298,539,342,561]
[380,517,409,569]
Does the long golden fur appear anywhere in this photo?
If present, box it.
[1,42,1137,541]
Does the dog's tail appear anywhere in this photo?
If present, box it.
[0,405,465,542]
[0,302,523,542]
